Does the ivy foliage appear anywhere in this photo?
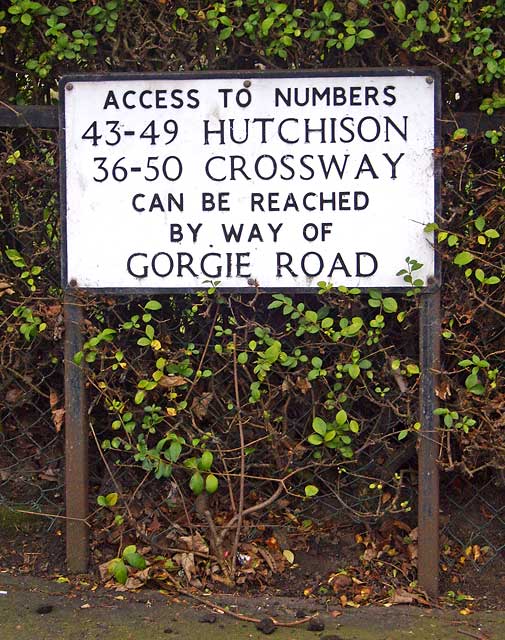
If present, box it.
[0,1,503,580]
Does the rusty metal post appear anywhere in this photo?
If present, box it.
[64,288,89,572]
[418,288,441,597]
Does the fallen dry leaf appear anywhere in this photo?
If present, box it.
[51,408,65,433]
[158,375,188,389]
[179,532,209,555]
[191,392,213,419]
[295,376,312,394]
[328,573,353,592]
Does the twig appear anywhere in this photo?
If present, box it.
[14,509,91,526]
[163,574,317,627]
[183,305,218,403]
[89,421,133,521]
[217,464,315,545]
[230,333,246,576]
[457,629,489,640]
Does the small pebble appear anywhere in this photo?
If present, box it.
[36,605,53,615]
[199,612,217,624]
[295,609,307,618]
[308,618,325,632]
[256,617,276,635]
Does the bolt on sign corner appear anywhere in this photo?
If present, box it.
[60,70,439,292]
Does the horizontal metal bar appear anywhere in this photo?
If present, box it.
[0,105,58,129]
[0,104,504,133]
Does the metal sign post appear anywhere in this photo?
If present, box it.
[63,287,89,573]
[418,287,441,597]
[60,70,440,589]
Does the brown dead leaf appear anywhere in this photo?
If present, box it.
[179,532,209,555]
[362,547,377,562]
[122,576,145,591]
[392,520,412,533]
[38,467,59,482]
[381,492,392,504]
[98,561,111,581]
[48,389,64,432]
[295,376,312,394]
[5,387,24,405]
[174,552,196,581]
[44,303,63,318]
[257,546,283,573]
[435,379,452,400]
[390,588,430,607]
[52,408,65,433]
[328,573,352,592]
[390,588,415,605]
[191,392,213,420]
[49,389,59,409]
[147,513,161,534]
[158,375,188,389]
[0,281,14,298]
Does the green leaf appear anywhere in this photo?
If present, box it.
[308,433,324,445]
[348,363,360,379]
[305,310,318,323]
[358,29,374,39]
[145,300,162,311]
[322,1,334,17]
[454,251,474,266]
[110,559,128,584]
[312,417,327,436]
[237,352,248,364]
[54,6,71,16]
[200,450,213,471]
[168,441,182,462]
[343,35,355,51]
[264,341,281,363]
[105,492,118,506]
[393,0,406,21]
[322,428,335,442]
[305,484,319,497]
[261,15,275,34]
[335,409,347,426]
[205,473,219,494]
[123,551,146,570]
[465,373,480,390]
[21,13,33,25]
[383,297,398,313]
[398,429,408,441]
[451,127,468,142]
[190,472,204,495]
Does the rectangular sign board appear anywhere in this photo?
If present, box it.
[60,70,439,292]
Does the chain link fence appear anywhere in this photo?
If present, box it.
[1,108,504,583]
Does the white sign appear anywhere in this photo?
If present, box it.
[60,71,438,291]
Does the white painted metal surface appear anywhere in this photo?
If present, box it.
[61,72,437,290]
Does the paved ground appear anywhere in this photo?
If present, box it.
[1,573,504,640]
